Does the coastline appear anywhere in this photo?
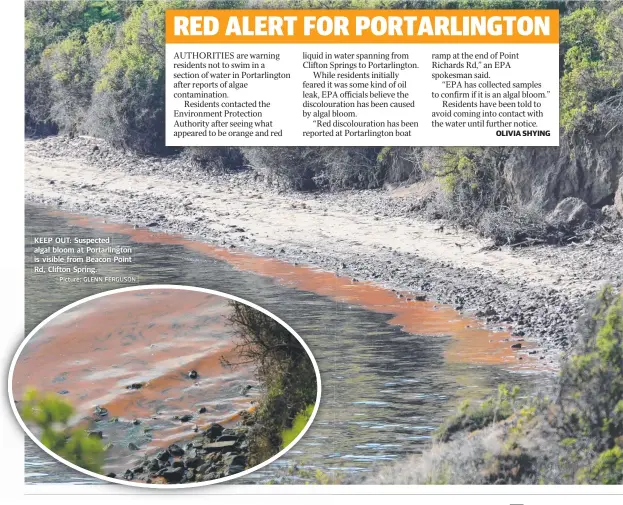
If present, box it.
[25,135,623,365]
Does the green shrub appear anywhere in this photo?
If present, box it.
[281,404,314,449]
[436,384,519,442]
[20,388,105,473]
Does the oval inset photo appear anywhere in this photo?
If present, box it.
[9,286,320,487]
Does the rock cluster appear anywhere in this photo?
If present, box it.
[118,423,249,484]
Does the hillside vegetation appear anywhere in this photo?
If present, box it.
[370,287,623,484]
[25,0,623,243]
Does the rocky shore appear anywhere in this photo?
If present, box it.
[109,422,251,484]
[25,135,623,364]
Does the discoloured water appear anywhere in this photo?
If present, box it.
[24,205,551,484]
[14,289,259,475]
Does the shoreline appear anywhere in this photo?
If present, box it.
[25,135,623,365]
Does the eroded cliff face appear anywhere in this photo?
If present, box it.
[502,131,623,210]
[384,132,623,214]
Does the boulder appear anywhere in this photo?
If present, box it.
[615,175,623,217]
[548,197,596,226]
[160,466,184,483]
[167,443,184,456]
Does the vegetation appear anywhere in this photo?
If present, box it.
[24,1,623,240]
[224,302,317,466]
[371,287,623,484]
[280,404,315,449]
[20,388,105,473]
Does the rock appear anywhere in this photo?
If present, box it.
[216,434,238,442]
[128,442,140,450]
[414,294,427,301]
[511,343,522,349]
[204,423,224,440]
[132,466,144,474]
[123,469,134,480]
[147,459,160,472]
[127,383,143,390]
[168,443,185,456]
[601,204,619,221]
[146,222,158,227]
[198,406,207,414]
[548,197,596,226]
[161,466,184,483]
[106,473,116,479]
[184,457,203,468]
[615,175,623,218]
[132,419,141,425]
[196,463,212,474]
[226,464,246,476]
[179,414,193,423]
[156,450,170,462]
[223,454,246,467]
[202,440,237,452]
[94,405,108,417]
[57,390,69,395]
[188,370,198,379]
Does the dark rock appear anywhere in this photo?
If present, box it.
[216,434,238,442]
[156,450,170,461]
[127,383,143,390]
[197,463,212,474]
[147,459,160,472]
[511,343,522,349]
[198,407,207,414]
[132,419,141,425]
[204,423,224,440]
[226,464,246,475]
[168,443,185,456]
[414,294,427,301]
[123,469,134,480]
[172,460,184,468]
[132,466,144,474]
[128,442,140,450]
[146,222,158,227]
[188,370,198,379]
[57,390,69,395]
[106,473,116,479]
[223,454,246,467]
[161,466,184,483]
[179,414,193,423]
[184,457,203,468]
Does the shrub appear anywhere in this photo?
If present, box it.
[242,147,384,191]
[280,404,314,449]
[223,302,317,465]
[20,388,105,473]
[89,0,173,153]
[368,288,623,485]
[554,286,623,477]
[436,384,519,442]
[183,147,247,172]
